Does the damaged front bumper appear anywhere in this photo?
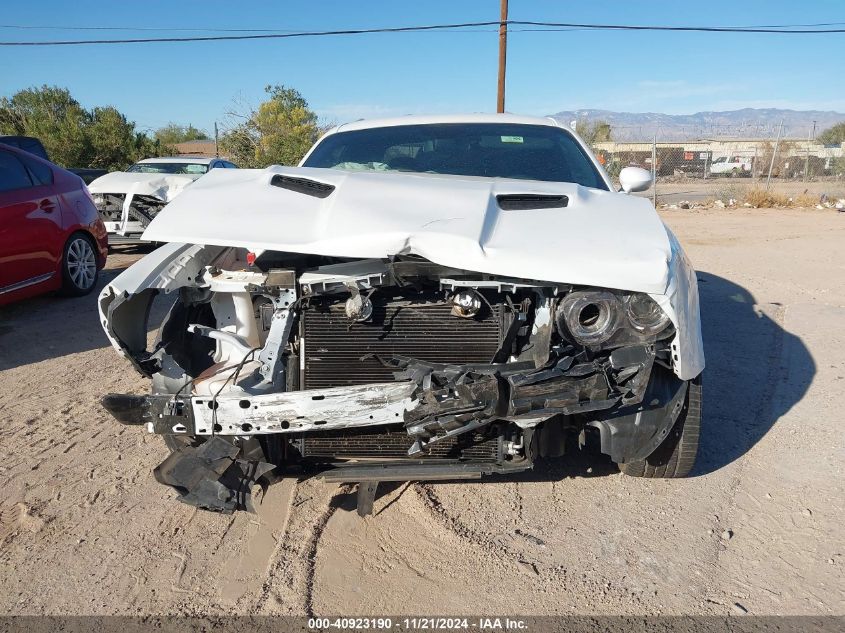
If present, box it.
[93,192,168,236]
[102,341,686,472]
[98,242,700,513]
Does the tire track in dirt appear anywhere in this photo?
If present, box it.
[412,483,526,561]
[254,479,351,615]
[695,301,789,609]
[711,303,786,561]
[410,482,647,612]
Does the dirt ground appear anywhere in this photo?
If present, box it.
[649,179,845,205]
[1,208,843,617]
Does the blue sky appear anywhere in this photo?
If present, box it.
[1,0,843,135]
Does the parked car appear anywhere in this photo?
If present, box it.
[0,135,108,184]
[0,144,108,306]
[88,157,237,244]
[98,114,704,515]
[709,154,753,177]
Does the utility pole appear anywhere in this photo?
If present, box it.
[214,122,219,158]
[651,133,657,208]
[766,119,784,191]
[804,122,813,183]
[497,0,508,113]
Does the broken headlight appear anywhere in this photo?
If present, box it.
[557,290,621,346]
[556,289,671,347]
[624,293,670,336]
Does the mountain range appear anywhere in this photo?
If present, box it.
[547,108,845,141]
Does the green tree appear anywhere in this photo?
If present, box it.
[84,106,141,169]
[817,122,845,146]
[575,119,613,146]
[0,85,160,170]
[220,85,320,168]
[154,123,209,145]
[0,85,89,167]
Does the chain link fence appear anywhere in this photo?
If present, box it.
[580,125,845,208]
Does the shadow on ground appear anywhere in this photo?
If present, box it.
[690,271,814,475]
[0,246,164,370]
[332,271,815,510]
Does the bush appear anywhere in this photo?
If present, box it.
[0,85,164,170]
[743,189,791,208]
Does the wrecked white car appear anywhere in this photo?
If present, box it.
[98,114,704,515]
[88,157,237,243]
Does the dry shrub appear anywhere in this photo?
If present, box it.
[792,194,820,208]
[743,188,791,208]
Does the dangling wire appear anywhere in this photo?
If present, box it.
[210,347,262,433]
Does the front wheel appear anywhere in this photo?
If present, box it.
[60,233,99,296]
[619,375,702,478]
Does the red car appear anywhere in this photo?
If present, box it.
[0,144,108,306]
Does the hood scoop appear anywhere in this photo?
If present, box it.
[143,165,672,295]
[496,193,568,210]
[271,174,335,198]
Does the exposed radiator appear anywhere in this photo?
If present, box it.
[299,427,501,461]
[301,297,505,389]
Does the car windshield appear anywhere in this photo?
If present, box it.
[127,162,208,175]
[303,123,608,190]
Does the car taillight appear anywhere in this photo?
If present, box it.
[246,251,257,266]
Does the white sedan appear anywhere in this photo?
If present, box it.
[87,156,238,243]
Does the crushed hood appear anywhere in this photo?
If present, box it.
[142,166,673,294]
[87,170,200,201]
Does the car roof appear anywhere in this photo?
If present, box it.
[332,113,565,134]
[0,135,50,160]
[136,156,216,164]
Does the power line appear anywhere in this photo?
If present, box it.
[0,24,301,32]
[0,20,843,46]
[1,20,844,33]
[0,21,503,45]
[513,20,845,33]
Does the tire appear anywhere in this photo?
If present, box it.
[60,232,99,296]
[619,375,702,478]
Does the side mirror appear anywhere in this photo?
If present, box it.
[618,167,653,193]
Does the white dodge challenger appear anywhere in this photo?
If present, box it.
[98,114,704,515]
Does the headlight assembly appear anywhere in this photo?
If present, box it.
[556,289,671,347]
[624,293,670,336]
[556,290,622,346]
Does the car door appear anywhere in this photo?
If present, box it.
[0,149,63,292]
